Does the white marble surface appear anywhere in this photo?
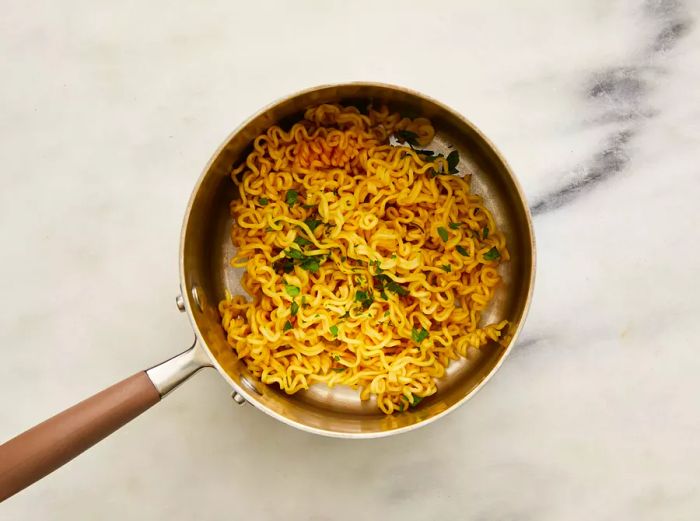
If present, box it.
[2,0,699,519]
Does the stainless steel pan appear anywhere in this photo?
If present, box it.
[0,83,535,501]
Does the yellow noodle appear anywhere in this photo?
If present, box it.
[219,104,509,414]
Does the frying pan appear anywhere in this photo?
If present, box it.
[0,83,535,501]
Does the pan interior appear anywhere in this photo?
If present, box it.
[180,84,534,437]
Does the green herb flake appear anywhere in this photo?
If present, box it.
[301,296,308,307]
[285,248,304,260]
[384,310,391,317]
[395,129,420,147]
[285,285,301,298]
[437,227,449,242]
[294,236,311,247]
[301,203,316,209]
[333,354,340,361]
[290,300,299,317]
[483,226,489,239]
[329,325,339,337]
[456,245,469,257]
[332,367,345,373]
[380,290,388,300]
[411,327,429,344]
[484,247,500,261]
[449,222,461,230]
[300,257,320,273]
[386,280,409,296]
[304,218,322,232]
[283,320,293,331]
[259,197,269,206]
[441,264,452,273]
[285,189,298,207]
[355,290,374,310]
[411,396,423,407]
[273,258,295,273]
[391,254,397,259]
[414,149,435,156]
[446,150,460,174]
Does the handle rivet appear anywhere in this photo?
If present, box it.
[230,391,246,405]
[175,295,185,312]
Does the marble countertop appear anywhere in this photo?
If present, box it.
[2,1,699,519]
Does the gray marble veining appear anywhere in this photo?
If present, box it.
[532,0,694,215]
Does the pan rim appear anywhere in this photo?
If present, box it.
[178,81,536,438]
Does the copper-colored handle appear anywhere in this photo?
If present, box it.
[0,372,160,501]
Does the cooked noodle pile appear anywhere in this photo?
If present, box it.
[219,103,509,414]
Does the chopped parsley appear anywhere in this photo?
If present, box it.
[329,325,339,337]
[285,189,298,207]
[332,367,345,372]
[290,300,299,317]
[411,327,429,344]
[437,227,449,242]
[259,197,269,206]
[374,272,409,298]
[294,236,311,247]
[411,396,423,407]
[285,284,300,298]
[332,354,340,361]
[384,310,391,317]
[278,248,324,274]
[283,320,293,331]
[286,248,304,260]
[441,264,452,273]
[272,257,295,273]
[447,150,459,174]
[391,254,397,259]
[303,218,322,232]
[484,247,500,261]
[449,222,461,230]
[483,226,489,239]
[300,257,320,273]
[395,129,420,147]
[456,245,469,257]
[355,290,374,310]
[386,280,408,296]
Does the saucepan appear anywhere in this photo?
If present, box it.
[0,82,535,501]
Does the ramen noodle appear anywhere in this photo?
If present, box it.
[219,103,509,414]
